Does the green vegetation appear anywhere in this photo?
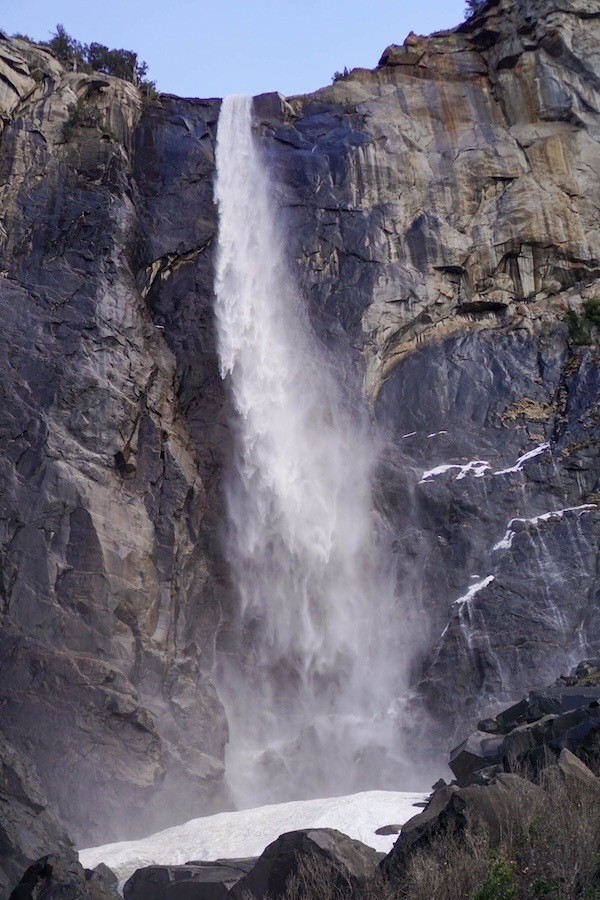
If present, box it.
[465,0,487,17]
[63,100,118,142]
[584,295,600,326]
[472,851,517,900]
[36,24,156,94]
[332,67,350,83]
[563,297,600,345]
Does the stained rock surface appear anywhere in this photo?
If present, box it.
[1,0,600,887]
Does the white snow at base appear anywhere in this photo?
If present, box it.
[494,442,550,476]
[453,576,495,607]
[493,505,597,552]
[79,790,427,884]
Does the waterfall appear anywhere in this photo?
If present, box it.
[214,95,408,807]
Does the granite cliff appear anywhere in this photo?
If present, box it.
[1,0,600,890]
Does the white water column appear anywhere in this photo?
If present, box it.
[214,95,406,807]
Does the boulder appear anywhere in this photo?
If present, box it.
[9,855,119,899]
[496,692,563,731]
[230,829,380,899]
[449,730,505,781]
[556,748,600,791]
[451,697,600,785]
[382,774,544,879]
[124,860,253,900]
[573,721,600,775]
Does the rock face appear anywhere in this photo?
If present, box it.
[257,0,600,736]
[0,741,76,898]
[0,36,228,853]
[1,0,600,884]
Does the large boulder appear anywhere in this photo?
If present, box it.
[555,748,600,791]
[230,829,381,899]
[124,859,254,900]
[381,774,543,879]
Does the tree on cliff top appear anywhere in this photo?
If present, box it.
[47,23,86,69]
[46,24,150,86]
[465,0,487,16]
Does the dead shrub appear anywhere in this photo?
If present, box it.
[398,827,490,900]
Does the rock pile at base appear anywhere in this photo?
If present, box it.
[7,662,600,897]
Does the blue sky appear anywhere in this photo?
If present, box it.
[2,1,467,99]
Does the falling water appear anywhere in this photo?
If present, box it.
[214,95,407,807]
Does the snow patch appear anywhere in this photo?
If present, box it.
[79,791,427,885]
[494,442,550,476]
[420,460,490,483]
[493,505,596,552]
[419,443,552,486]
[453,576,495,607]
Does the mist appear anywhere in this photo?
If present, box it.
[213,95,420,807]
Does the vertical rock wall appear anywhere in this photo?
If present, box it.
[0,38,228,846]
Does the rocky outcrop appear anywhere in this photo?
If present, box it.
[0,741,75,898]
[381,772,544,881]
[381,679,600,889]
[9,854,119,899]
[2,0,600,882]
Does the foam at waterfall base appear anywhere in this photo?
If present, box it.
[79,789,427,885]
